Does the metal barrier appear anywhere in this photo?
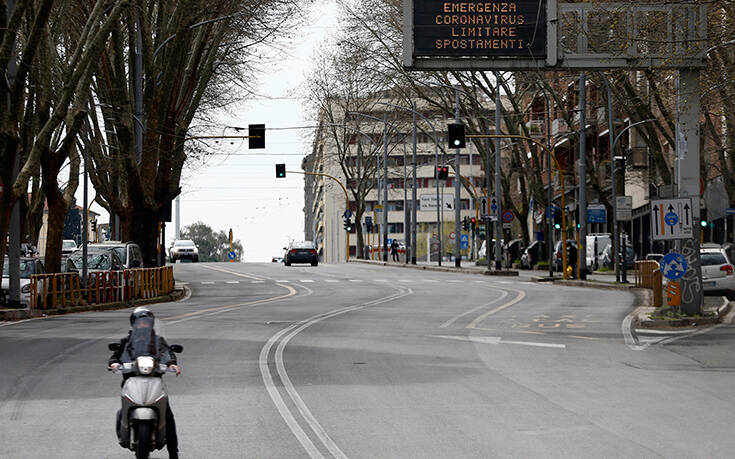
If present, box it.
[29,266,175,310]
[635,260,663,308]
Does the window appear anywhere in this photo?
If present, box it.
[701,252,727,266]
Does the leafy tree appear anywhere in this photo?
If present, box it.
[180,221,244,262]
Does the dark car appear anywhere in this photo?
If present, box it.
[66,248,124,273]
[521,241,546,269]
[283,241,319,267]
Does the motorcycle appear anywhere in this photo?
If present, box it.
[108,333,182,459]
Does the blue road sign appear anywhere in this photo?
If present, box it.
[228,251,237,260]
[460,234,469,249]
[660,252,688,280]
[343,210,353,219]
[501,210,514,223]
[387,238,392,245]
[664,212,678,227]
[587,206,607,224]
[727,208,735,215]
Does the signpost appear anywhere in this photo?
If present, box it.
[460,234,469,249]
[651,198,693,241]
[587,204,607,224]
[479,195,489,218]
[616,196,632,221]
[501,210,514,223]
[420,194,454,211]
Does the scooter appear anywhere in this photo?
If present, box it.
[108,342,183,459]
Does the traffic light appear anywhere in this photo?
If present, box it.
[553,210,562,230]
[275,163,286,178]
[470,217,477,234]
[248,124,265,149]
[91,220,97,232]
[435,165,449,180]
[462,216,469,231]
[343,218,353,232]
[447,123,466,149]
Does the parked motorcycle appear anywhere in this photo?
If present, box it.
[109,341,183,459]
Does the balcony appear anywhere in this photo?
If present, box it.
[525,120,545,138]
[551,118,568,136]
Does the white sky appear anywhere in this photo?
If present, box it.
[77,1,339,262]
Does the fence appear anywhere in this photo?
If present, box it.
[29,266,174,310]
[634,260,663,308]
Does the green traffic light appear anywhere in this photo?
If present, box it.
[701,220,708,228]
[554,223,561,230]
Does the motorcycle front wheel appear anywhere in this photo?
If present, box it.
[134,421,153,459]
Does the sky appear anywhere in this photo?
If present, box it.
[77,1,339,262]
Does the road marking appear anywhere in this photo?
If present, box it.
[447,280,463,283]
[260,286,412,459]
[434,335,565,349]
[621,311,647,351]
[440,290,509,329]
[374,279,388,282]
[275,280,290,282]
[399,279,412,283]
[467,288,527,329]
[201,281,215,285]
[568,335,600,341]
[201,263,265,281]
[251,281,265,284]
[226,281,240,284]
[424,279,439,283]
[349,279,363,282]
[324,279,339,283]
[299,279,314,283]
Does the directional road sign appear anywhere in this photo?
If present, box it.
[227,251,237,260]
[479,195,489,218]
[460,234,469,249]
[587,204,607,224]
[489,196,499,217]
[501,210,514,223]
[660,252,688,280]
[420,194,454,211]
[651,198,693,240]
[343,210,353,219]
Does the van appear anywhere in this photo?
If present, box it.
[586,234,610,270]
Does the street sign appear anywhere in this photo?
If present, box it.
[503,223,512,229]
[501,210,514,223]
[449,232,456,240]
[420,194,453,211]
[489,196,498,217]
[587,204,607,224]
[460,234,469,249]
[387,238,393,245]
[479,195,489,217]
[411,1,547,59]
[374,204,383,213]
[726,208,735,215]
[227,251,237,260]
[616,196,632,221]
[660,252,688,280]
[343,210,353,219]
[651,198,693,240]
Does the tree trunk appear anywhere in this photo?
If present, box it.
[123,210,160,267]
[43,197,67,273]
[355,208,365,258]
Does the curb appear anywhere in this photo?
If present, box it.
[348,258,509,276]
[539,278,637,290]
[0,288,186,322]
[636,295,731,328]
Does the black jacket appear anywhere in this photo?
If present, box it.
[108,331,178,367]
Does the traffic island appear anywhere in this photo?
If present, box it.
[636,296,732,328]
[0,287,186,322]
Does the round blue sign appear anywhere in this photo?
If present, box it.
[664,212,678,227]
[501,210,514,223]
[228,251,237,260]
[660,252,687,280]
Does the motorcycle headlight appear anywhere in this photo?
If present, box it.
[136,356,155,375]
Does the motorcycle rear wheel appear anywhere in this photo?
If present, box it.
[134,421,153,459]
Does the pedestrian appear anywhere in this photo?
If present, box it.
[390,240,400,262]
[567,242,578,279]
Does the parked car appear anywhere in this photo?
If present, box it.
[272,257,284,263]
[1,256,45,308]
[66,248,125,273]
[87,241,143,269]
[62,239,78,255]
[700,244,735,293]
[521,241,546,269]
[169,239,199,263]
[586,234,611,271]
[283,241,319,266]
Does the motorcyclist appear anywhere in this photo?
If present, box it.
[109,307,181,459]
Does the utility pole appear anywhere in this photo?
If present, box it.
[175,196,181,240]
[403,138,410,263]
[382,114,389,262]
[436,120,442,266]
[454,88,462,267]
[411,102,418,265]
[603,75,620,283]
[579,72,588,279]
[82,141,89,287]
[485,137,492,272]
[7,0,21,306]
[494,73,503,270]
[545,92,554,278]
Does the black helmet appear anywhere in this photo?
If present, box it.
[129,307,154,325]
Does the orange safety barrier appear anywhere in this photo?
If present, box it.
[635,260,663,308]
[29,266,175,310]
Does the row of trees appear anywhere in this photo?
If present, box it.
[0,0,305,276]
[305,0,735,257]
[180,221,243,262]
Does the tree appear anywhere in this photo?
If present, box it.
[180,221,244,262]
[0,0,128,276]
[83,0,305,267]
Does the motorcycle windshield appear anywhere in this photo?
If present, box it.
[126,317,159,360]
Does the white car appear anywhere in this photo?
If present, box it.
[2,256,45,308]
[170,239,199,262]
[700,245,735,292]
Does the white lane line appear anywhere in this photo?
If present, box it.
[434,335,566,349]
[324,279,339,283]
[447,280,463,283]
[201,264,265,281]
[201,281,215,285]
[497,281,513,284]
[349,279,363,282]
[621,310,647,351]
[261,286,412,459]
[399,279,412,283]
[226,281,240,284]
[635,328,697,335]
[424,279,439,283]
[467,289,527,329]
[440,289,509,329]
[299,279,314,283]
[374,279,388,282]
[251,281,265,284]
[275,280,290,282]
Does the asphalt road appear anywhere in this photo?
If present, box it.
[1,262,734,458]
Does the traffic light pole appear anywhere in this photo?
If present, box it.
[468,134,569,279]
[454,89,462,267]
[287,170,351,262]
